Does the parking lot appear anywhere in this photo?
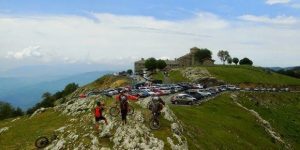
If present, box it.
[83,76,292,106]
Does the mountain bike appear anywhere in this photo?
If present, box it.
[109,103,134,117]
[35,134,58,148]
[149,112,160,130]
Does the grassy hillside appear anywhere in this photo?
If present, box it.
[236,92,300,149]
[152,72,164,81]
[171,94,284,149]
[0,110,69,149]
[85,75,132,90]
[152,70,190,83]
[204,66,300,85]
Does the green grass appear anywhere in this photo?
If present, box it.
[236,92,300,149]
[0,110,69,149]
[152,72,164,81]
[170,94,283,149]
[169,70,190,83]
[203,65,300,85]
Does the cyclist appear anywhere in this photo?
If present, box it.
[150,96,165,117]
[93,101,108,133]
[115,90,139,102]
[116,90,138,125]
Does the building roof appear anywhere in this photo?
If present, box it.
[134,59,178,65]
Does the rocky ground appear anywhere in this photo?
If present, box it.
[29,93,188,150]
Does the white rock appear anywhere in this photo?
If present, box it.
[55,126,67,133]
[30,107,47,118]
[11,117,20,122]
[45,139,66,150]
[0,127,9,134]
[68,132,79,141]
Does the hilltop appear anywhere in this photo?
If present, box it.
[153,65,300,88]
[1,68,300,149]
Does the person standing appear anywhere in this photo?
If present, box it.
[119,93,129,125]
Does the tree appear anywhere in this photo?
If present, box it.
[195,48,212,63]
[156,59,167,70]
[232,57,239,65]
[227,57,233,65]
[127,69,133,75]
[239,57,253,65]
[217,50,230,65]
[0,102,14,120]
[145,57,157,71]
[0,101,23,120]
[63,83,79,97]
[13,107,24,116]
[26,82,79,114]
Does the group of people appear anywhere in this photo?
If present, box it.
[92,90,165,133]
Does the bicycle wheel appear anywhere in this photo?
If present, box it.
[128,105,135,115]
[109,107,119,117]
[149,118,160,130]
[35,137,49,148]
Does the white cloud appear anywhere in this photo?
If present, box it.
[290,3,300,8]
[6,46,43,59]
[239,15,298,25]
[266,0,291,5]
[0,12,299,69]
[265,0,300,9]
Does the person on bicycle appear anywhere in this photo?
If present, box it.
[150,96,165,117]
[93,101,108,133]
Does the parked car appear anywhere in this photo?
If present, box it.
[227,85,236,91]
[108,89,119,95]
[153,89,164,96]
[138,91,150,98]
[207,89,218,95]
[185,91,204,101]
[192,84,203,89]
[142,89,155,96]
[86,91,102,97]
[197,90,212,97]
[159,87,171,95]
[129,89,140,97]
[171,94,196,105]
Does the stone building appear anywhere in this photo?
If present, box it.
[134,47,214,73]
[177,47,214,67]
[134,58,179,74]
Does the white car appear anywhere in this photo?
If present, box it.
[159,87,171,95]
[194,84,204,89]
[197,91,212,97]
[227,85,236,90]
[107,90,118,95]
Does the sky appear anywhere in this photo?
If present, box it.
[1,0,300,73]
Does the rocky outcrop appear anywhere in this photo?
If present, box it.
[30,107,48,118]
[137,97,188,150]
[0,127,10,134]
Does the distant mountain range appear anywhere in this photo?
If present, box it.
[265,66,300,71]
[0,71,110,109]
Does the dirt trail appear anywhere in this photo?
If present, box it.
[230,93,290,148]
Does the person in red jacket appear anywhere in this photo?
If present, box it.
[93,101,108,133]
